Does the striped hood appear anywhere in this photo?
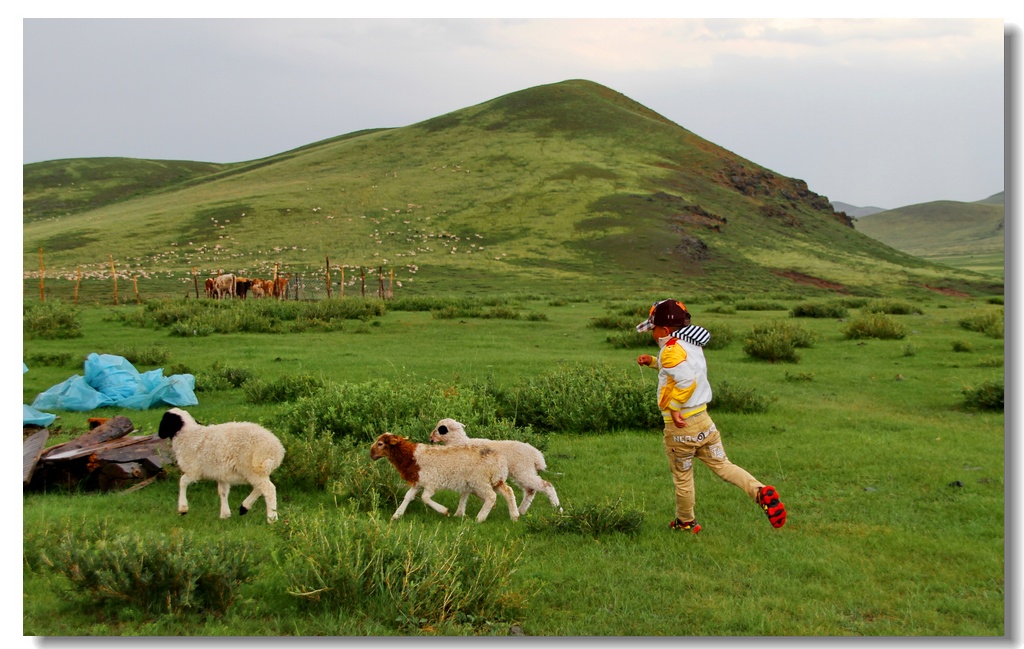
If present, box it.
[671,324,711,348]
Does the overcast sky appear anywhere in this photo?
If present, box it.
[20,10,1014,209]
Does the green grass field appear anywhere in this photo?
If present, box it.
[21,295,1005,637]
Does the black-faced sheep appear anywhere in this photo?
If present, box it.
[430,418,560,515]
[369,432,519,523]
[158,407,285,523]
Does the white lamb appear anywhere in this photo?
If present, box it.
[158,407,285,523]
[369,432,519,523]
[430,418,560,515]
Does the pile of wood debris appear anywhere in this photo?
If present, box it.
[23,415,173,492]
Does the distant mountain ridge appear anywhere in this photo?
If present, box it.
[853,193,1004,278]
[22,79,1002,298]
[830,201,887,218]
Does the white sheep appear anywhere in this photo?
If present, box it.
[369,432,519,523]
[430,418,560,515]
[158,407,285,523]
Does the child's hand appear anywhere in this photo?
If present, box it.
[671,410,687,428]
[637,354,653,366]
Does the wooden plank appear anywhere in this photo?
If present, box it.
[44,435,156,462]
[38,415,135,460]
[23,429,50,485]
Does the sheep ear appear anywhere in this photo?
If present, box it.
[437,425,448,435]
[158,411,183,439]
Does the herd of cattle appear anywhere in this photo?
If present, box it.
[204,273,289,300]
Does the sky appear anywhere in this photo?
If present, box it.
[20,11,1013,209]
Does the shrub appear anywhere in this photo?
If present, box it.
[735,300,787,311]
[590,315,635,330]
[25,352,76,367]
[789,301,848,319]
[842,314,907,340]
[863,299,923,315]
[493,362,659,433]
[986,296,1004,305]
[194,361,254,392]
[704,323,734,350]
[24,301,82,339]
[742,320,814,363]
[952,340,974,353]
[276,378,503,440]
[962,380,1003,411]
[959,310,1004,339]
[704,304,736,314]
[244,372,328,403]
[38,522,253,616]
[605,331,655,349]
[278,511,531,631]
[115,345,171,366]
[709,380,773,413]
[523,498,644,538]
[902,344,918,357]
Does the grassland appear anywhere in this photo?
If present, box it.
[22,294,1005,637]
[23,80,1003,302]
[854,197,1005,279]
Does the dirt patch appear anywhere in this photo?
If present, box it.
[773,270,848,293]
[917,284,972,298]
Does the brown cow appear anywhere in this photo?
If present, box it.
[273,276,289,299]
[204,278,215,298]
[262,279,275,298]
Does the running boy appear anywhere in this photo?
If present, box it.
[635,299,787,533]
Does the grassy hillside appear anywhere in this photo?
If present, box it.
[23,79,1002,301]
[854,197,1004,278]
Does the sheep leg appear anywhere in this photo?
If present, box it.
[217,482,232,519]
[543,481,562,512]
[518,488,537,515]
[393,486,421,520]
[475,486,497,523]
[240,477,279,523]
[177,474,197,515]
[454,492,471,517]
[495,481,520,522]
[419,487,450,517]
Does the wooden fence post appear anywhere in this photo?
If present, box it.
[74,268,81,305]
[378,266,384,298]
[326,256,331,299]
[360,268,366,298]
[192,267,199,298]
[133,276,140,304]
[38,249,45,302]
[109,255,119,305]
[340,266,345,297]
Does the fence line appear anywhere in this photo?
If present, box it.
[25,254,398,305]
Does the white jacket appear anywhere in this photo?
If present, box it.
[655,326,713,422]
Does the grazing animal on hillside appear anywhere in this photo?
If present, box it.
[273,276,289,299]
[430,418,560,515]
[204,277,215,298]
[213,273,236,299]
[158,407,285,523]
[369,432,519,523]
[235,278,253,299]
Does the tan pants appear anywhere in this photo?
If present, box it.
[663,410,762,523]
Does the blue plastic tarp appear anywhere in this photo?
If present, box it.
[23,363,57,426]
[30,353,198,412]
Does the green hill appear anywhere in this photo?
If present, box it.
[854,195,1004,278]
[23,79,1002,300]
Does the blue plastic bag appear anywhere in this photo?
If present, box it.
[30,353,198,412]
[23,363,57,426]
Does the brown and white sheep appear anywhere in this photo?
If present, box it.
[430,418,560,515]
[369,432,518,523]
[158,408,285,523]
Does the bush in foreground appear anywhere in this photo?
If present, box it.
[962,380,1003,411]
[842,314,907,340]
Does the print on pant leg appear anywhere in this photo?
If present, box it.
[677,455,693,472]
[708,443,725,460]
